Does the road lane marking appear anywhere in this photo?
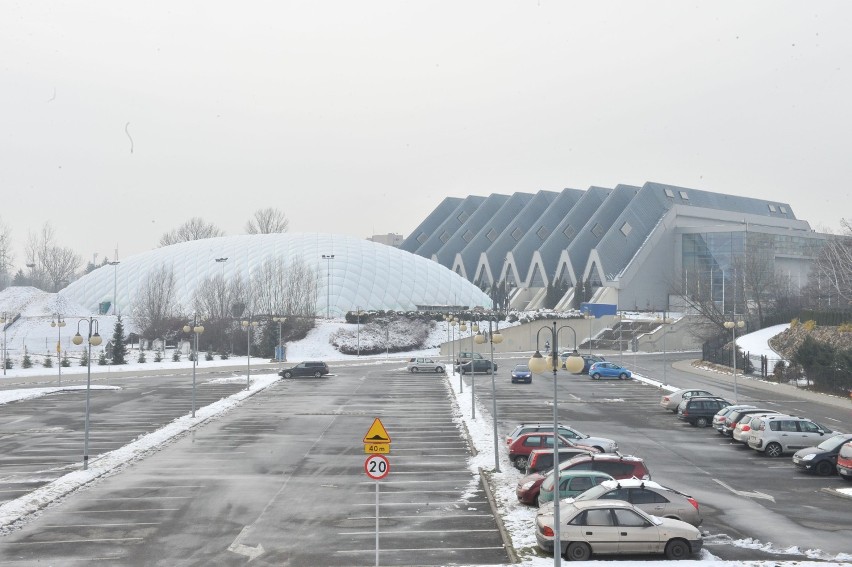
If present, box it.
[713,478,775,502]
[1,537,144,544]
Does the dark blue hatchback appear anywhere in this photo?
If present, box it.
[511,364,532,384]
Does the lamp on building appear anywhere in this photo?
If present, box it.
[72,317,102,471]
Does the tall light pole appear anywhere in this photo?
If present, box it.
[72,317,102,471]
[51,313,65,384]
[529,323,584,567]
[584,310,595,355]
[322,254,335,318]
[724,319,745,402]
[1,312,8,376]
[215,257,228,280]
[241,316,258,390]
[466,317,478,419]
[183,314,205,417]
[108,261,120,315]
[451,316,460,393]
[273,316,285,365]
[658,311,673,384]
[356,307,362,357]
[475,315,503,471]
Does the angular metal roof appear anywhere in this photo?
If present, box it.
[399,197,464,253]
[432,193,511,268]
[409,195,487,259]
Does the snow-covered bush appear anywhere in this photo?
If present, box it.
[330,316,434,355]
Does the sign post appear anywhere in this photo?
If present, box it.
[363,418,391,566]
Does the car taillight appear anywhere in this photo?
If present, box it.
[663,396,670,402]
[682,410,689,416]
[506,438,513,445]
[687,497,699,511]
[741,425,751,432]
[540,525,554,537]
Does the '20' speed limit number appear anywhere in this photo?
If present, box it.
[364,454,390,480]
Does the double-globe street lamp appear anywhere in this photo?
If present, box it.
[528,323,584,567]
[724,319,745,402]
[474,316,503,472]
[72,317,102,471]
[183,314,205,417]
[51,313,66,384]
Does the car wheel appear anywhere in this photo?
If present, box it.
[619,373,628,380]
[313,371,322,378]
[592,373,601,380]
[283,371,293,379]
[411,367,419,373]
[765,442,783,457]
[815,460,834,476]
[696,417,709,427]
[664,539,690,560]
[435,366,444,373]
[566,541,591,561]
[513,455,528,470]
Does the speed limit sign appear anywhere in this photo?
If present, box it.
[364,454,390,480]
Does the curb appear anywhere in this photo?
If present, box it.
[820,487,852,501]
[479,467,520,564]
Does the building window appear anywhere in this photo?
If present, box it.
[768,204,777,213]
[780,206,788,214]
[511,227,524,241]
[457,211,470,223]
[417,233,428,244]
[537,226,551,241]
[486,228,498,242]
[664,188,675,199]
[463,230,474,243]
[679,191,689,200]
[620,222,632,237]
[591,223,604,238]
[563,225,577,240]
[440,231,450,244]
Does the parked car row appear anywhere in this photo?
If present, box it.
[665,388,852,481]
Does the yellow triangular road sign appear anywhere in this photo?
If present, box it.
[363,417,391,444]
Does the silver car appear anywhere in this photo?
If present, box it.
[535,499,703,560]
[660,388,714,413]
[713,404,756,432]
[538,478,702,526]
[406,357,445,373]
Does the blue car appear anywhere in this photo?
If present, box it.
[511,364,532,384]
[588,361,632,380]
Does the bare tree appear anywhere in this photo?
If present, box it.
[159,217,225,247]
[250,256,317,317]
[810,220,852,306]
[133,265,180,340]
[0,217,12,289]
[25,223,82,291]
[245,207,289,234]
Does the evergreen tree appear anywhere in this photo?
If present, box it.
[61,351,71,367]
[98,351,108,365]
[22,349,32,369]
[43,354,53,368]
[80,348,89,366]
[4,356,12,369]
[205,348,214,361]
[137,350,147,363]
[111,315,128,365]
[172,349,181,362]
[154,349,163,362]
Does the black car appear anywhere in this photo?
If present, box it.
[459,359,497,374]
[279,361,329,378]
[677,396,731,427]
[562,353,606,373]
[792,433,852,476]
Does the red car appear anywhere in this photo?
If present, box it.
[508,433,599,471]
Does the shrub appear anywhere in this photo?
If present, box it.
[61,351,71,367]
[172,349,181,362]
[98,352,108,365]
[22,351,32,369]
[43,355,53,368]
[137,350,147,363]
[802,319,817,331]
[154,350,163,362]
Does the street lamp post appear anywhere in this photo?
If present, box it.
[183,314,205,417]
[451,316,460,393]
[356,307,362,357]
[529,322,584,567]
[474,316,503,471]
[467,318,478,419]
[72,317,102,471]
[584,310,595,355]
[724,319,745,402]
[51,313,66,384]
[215,257,228,280]
[322,254,335,318]
[108,261,120,315]
[1,312,8,376]
[273,316,285,365]
[241,317,259,390]
[658,311,673,385]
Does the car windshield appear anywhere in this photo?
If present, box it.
[514,365,530,372]
[572,483,609,501]
[817,435,850,451]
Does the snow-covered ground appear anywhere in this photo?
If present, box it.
[2,290,850,565]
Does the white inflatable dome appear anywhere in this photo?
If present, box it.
[59,233,491,317]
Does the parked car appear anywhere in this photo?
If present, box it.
[406,357,445,373]
[554,453,651,480]
[588,361,632,380]
[732,413,778,444]
[792,433,852,476]
[535,500,703,560]
[660,389,714,413]
[721,408,780,436]
[837,440,852,481]
[713,404,757,432]
[536,470,614,505]
[677,396,731,427]
[539,478,703,526]
[562,352,606,373]
[455,351,484,368]
[458,358,497,375]
[510,364,532,384]
[507,433,600,470]
[505,423,618,453]
[747,414,839,457]
[525,447,597,475]
[278,361,329,378]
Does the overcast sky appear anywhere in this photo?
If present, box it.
[2,1,850,270]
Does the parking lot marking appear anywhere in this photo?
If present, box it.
[1,537,144,544]
[39,522,160,528]
[335,545,505,554]
[713,478,775,502]
[73,508,181,513]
